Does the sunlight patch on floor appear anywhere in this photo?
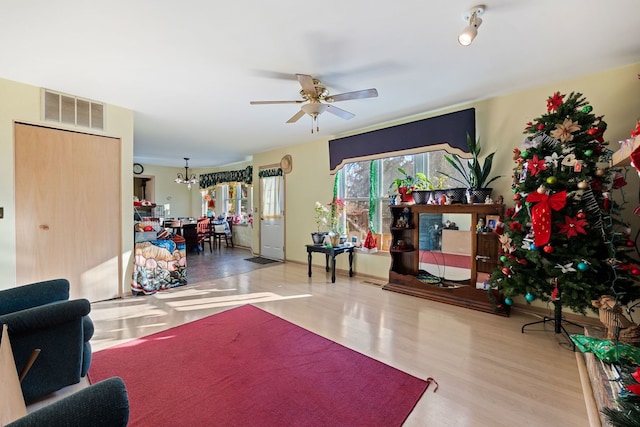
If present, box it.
[166,292,312,311]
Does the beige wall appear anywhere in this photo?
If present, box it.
[254,62,640,288]
[0,77,135,293]
[3,62,639,299]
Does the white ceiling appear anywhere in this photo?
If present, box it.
[1,1,638,168]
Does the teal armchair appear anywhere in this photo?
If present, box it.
[0,279,94,403]
[7,377,129,427]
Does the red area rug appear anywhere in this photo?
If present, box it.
[89,304,429,426]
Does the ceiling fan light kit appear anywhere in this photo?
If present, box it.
[458,5,485,46]
[250,73,378,133]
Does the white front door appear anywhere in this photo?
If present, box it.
[260,174,284,260]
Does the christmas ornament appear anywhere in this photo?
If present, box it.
[576,211,586,219]
[555,262,576,273]
[546,92,564,112]
[504,298,513,306]
[632,268,640,276]
[626,240,635,247]
[577,262,589,272]
[582,105,593,113]
[527,155,547,176]
[577,181,588,189]
[561,153,578,167]
[584,149,594,157]
[530,243,537,250]
[521,150,530,159]
[603,192,611,211]
[501,267,510,276]
[525,293,536,302]
[526,190,567,246]
[557,216,588,238]
[546,176,558,186]
[550,118,581,143]
[551,279,559,301]
[543,244,554,253]
[500,255,508,262]
[595,168,606,177]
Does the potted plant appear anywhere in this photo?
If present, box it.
[312,201,329,244]
[390,168,430,203]
[313,198,345,245]
[439,133,501,203]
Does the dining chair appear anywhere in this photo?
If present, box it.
[181,223,200,254]
[213,222,234,249]
[197,218,212,253]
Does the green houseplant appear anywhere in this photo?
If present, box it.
[440,133,501,203]
[390,168,430,202]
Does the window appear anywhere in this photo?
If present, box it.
[338,151,467,248]
[223,183,252,222]
[201,184,253,223]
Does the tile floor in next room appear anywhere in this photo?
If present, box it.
[36,246,591,426]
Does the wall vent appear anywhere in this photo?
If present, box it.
[42,89,104,131]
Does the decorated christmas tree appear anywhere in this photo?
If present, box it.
[489,91,640,316]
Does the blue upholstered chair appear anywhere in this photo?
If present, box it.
[6,377,129,427]
[0,279,94,403]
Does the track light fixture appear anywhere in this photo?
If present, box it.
[458,5,485,46]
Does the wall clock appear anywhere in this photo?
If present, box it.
[133,163,144,175]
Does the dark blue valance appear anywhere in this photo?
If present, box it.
[328,108,475,173]
[199,166,253,189]
[258,168,283,178]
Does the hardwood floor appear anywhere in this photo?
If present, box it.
[36,248,591,426]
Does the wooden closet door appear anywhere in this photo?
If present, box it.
[14,123,122,301]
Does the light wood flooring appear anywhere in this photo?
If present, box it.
[37,248,592,426]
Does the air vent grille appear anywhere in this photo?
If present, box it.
[42,89,104,130]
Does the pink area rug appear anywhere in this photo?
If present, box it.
[89,304,430,426]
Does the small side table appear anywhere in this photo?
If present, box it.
[306,244,354,283]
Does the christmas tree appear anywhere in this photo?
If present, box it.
[489,91,640,315]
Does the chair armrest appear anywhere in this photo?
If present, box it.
[6,377,129,427]
[0,279,70,315]
[0,299,90,334]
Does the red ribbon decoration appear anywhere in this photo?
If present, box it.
[526,190,567,247]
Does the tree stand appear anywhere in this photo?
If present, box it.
[520,300,583,350]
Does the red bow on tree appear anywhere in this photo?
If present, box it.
[526,190,567,247]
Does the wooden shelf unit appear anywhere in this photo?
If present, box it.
[383,203,509,316]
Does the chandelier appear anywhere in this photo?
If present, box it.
[175,157,198,190]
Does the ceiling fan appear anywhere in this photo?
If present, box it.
[250,74,378,133]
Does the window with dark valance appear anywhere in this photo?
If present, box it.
[199,166,253,189]
[328,108,475,173]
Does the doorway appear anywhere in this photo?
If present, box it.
[259,173,285,260]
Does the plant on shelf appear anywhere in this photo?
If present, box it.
[440,133,501,202]
[390,168,430,202]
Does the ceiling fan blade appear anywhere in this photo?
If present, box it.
[250,100,304,105]
[286,109,306,123]
[326,105,355,120]
[296,74,317,97]
[326,88,378,103]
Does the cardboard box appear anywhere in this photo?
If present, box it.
[612,135,640,167]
